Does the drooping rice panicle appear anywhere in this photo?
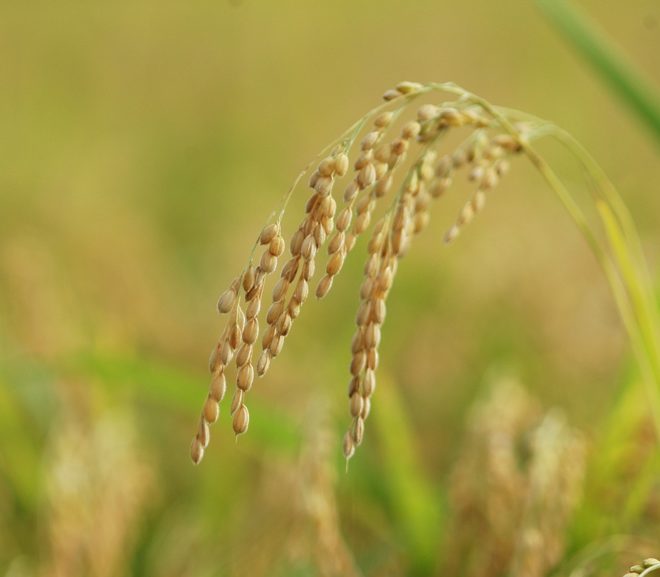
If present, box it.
[191,81,545,463]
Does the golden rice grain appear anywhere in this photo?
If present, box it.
[232,404,250,435]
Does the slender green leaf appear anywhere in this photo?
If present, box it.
[537,0,660,143]
[370,372,443,576]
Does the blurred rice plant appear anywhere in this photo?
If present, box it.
[443,378,585,577]
[43,407,154,577]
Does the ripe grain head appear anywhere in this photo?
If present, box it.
[191,81,532,463]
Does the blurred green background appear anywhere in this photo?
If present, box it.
[0,1,659,576]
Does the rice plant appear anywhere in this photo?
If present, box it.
[190,81,659,472]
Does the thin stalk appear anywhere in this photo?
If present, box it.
[459,90,660,440]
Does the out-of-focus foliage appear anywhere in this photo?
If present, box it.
[538,0,660,142]
[0,1,658,576]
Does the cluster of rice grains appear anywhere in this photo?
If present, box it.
[191,81,526,464]
[623,559,660,577]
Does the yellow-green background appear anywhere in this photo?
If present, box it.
[0,1,658,576]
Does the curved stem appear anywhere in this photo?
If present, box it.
[458,90,660,440]
[642,564,660,577]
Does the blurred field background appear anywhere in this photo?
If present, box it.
[0,1,659,576]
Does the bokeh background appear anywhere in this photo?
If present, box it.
[0,1,659,576]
